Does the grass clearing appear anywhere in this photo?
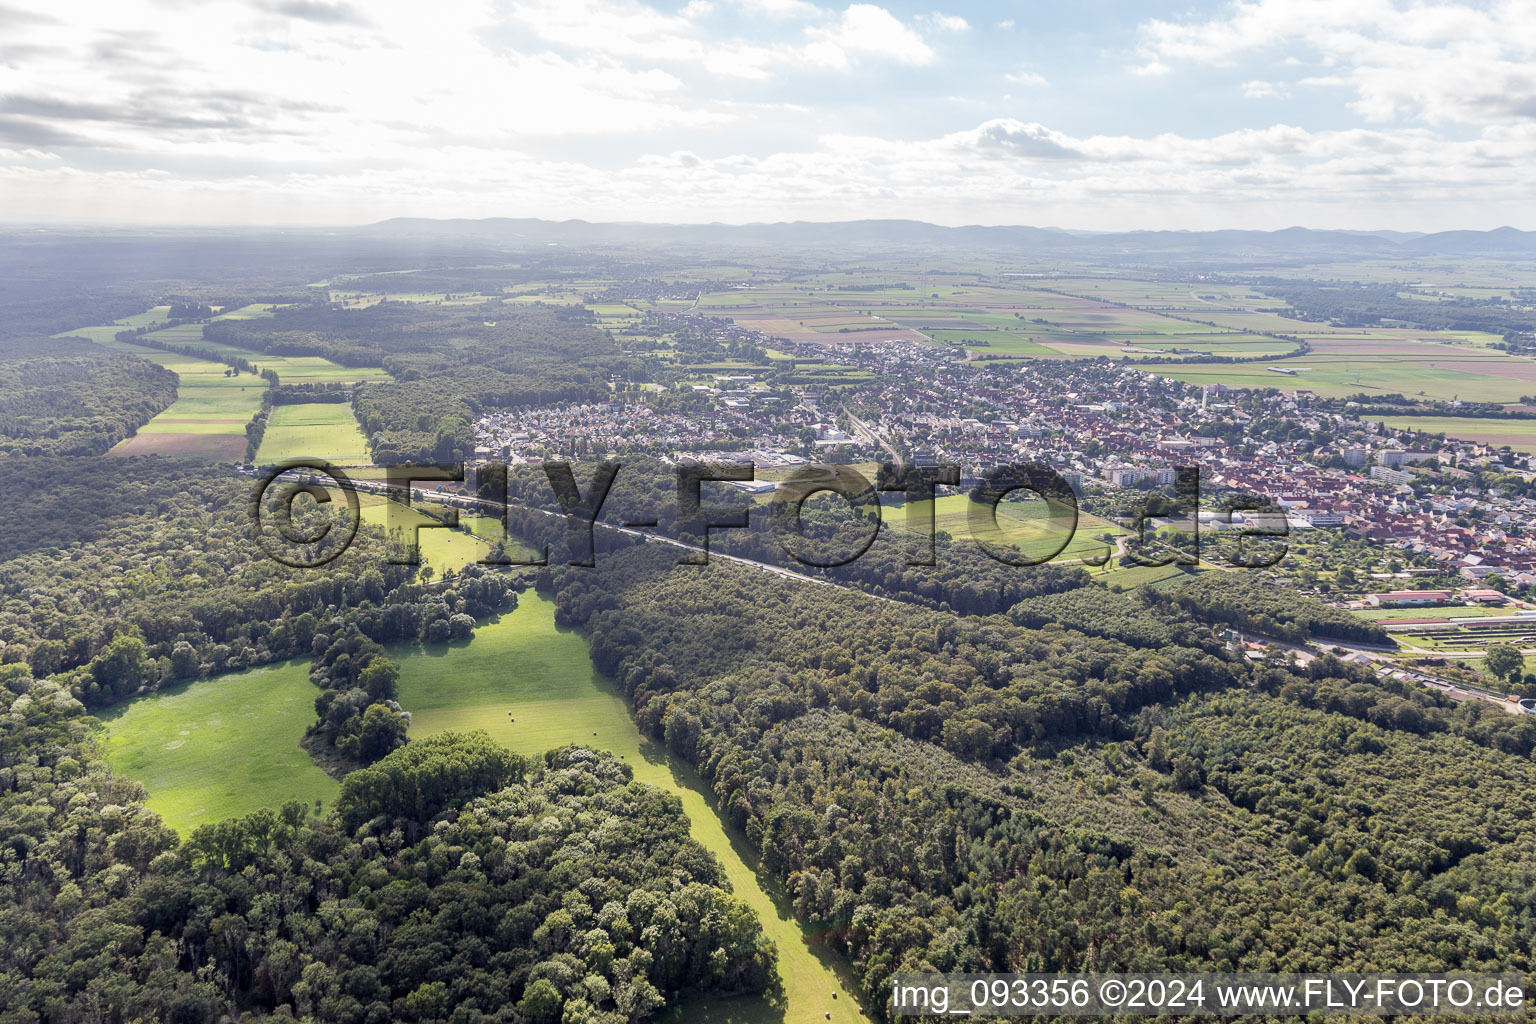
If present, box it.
[255,403,373,464]
[98,659,337,835]
[357,493,523,573]
[91,336,268,457]
[883,494,1124,563]
[64,306,382,460]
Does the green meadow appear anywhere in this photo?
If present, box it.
[357,493,525,574]
[884,493,1125,563]
[96,336,268,458]
[190,339,390,384]
[255,403,374,464]
[98,659,337,835]
[64,305,385,459]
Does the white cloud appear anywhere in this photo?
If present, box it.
[921,12,970,33]
[504,0,934,79]
[2,0,1534,229]
[804,5,935,68]
[1134,0,1536,124]
[1131,61,1170,77]
[1004,70,1047,87]
[1241,79,1288,99]
[5,114,1536,228]
[734,0,822,16]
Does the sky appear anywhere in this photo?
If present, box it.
[1,0,1535,229]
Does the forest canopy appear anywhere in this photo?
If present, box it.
[0,677,774,1023]
[0,338,177,456]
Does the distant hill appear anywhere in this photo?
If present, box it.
[352,217,1536,258]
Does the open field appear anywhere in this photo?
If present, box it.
[397,591,865,1024]
[65,305,385,459]
[96,337,267,457]
[255,403,373,464]
[189,338,389,384]
[883,494,1125,563]
[682,275,1536,413]
[357,493,525,573]
[1089,561,1203,589]
[1372,416,1536,452]
[98,659,337,834]
[688,278,1288,358]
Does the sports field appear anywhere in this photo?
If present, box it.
[255,403,373,464]
[98,659,337,834]
[398,591,863,1024]
[1357,605,1507,621]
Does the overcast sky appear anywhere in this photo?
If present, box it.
[2,0,1535,229]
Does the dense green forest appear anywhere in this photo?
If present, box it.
[0,681,773,1022]
[536,543,1536,1011]
[204,304,635,462]
[1256,281,1536,335]
[3,238,1534,1024]
[0,339,177,456]
[1161,572,1392,645]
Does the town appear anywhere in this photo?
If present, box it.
[472,308,1536,599]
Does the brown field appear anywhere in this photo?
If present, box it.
[111,433,248,460]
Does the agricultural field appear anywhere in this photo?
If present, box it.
[254,402,373,464]
[689,277,1293,363]
[188,338,390,384]
[675,272,1536,413]
[1155,351,1535,403]
[1372,416,1536,452]
[98,337,268,459]
[64,305,394,459]
[98,659,337,835]
[329,290,506,308]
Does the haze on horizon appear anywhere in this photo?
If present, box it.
[3,0,1535,232]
